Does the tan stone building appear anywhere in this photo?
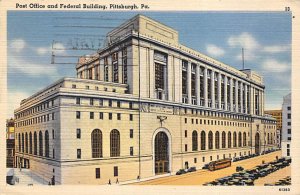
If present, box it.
[14,14,277,185]
[265,109,282,147]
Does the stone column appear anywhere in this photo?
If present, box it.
[245,84,248,114]
[187,61,192,104]
[240,82,244,113]
[196,65,200,105]
[218,73,222,109]
[204,67,208,107]
[224,76,228,111]
[230,78,234,112]
[211,70,215,109]
[235,80,239,112]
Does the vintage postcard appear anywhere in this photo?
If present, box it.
[0,0,299,194]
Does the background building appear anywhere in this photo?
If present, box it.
[6,118,15,168]
[14,15,277,185]
[281,93,291,157]
[265,110,282,147]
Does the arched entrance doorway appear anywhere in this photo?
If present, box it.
[154,131,169,175]
[255,133,260,154]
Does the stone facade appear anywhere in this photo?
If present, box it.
[14,14,277,185]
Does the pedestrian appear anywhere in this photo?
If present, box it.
[108,179,111,185]
[137,175,140,181]
[116,178,119,184]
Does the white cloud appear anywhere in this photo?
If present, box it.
[228,32,260,51]
[10,39,26,52]
[9,57,58,76]
[206,44,225,57]
[263,45,290,53]
[261,59,290,73]
[7,90,31,118]
[36,47,51,55]
[53,43,66,54]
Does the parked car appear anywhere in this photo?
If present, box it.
[187,166,196,172]
[202,163,209,169]
[176,169,186,175]
[236,166,244,172]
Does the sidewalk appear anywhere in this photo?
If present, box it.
[11,168,46,186]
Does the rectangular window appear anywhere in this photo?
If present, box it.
[99,112,103,119]
[287,113,291,119]
[53,149,55,159]
[90,112,94,119]
[130,147,133,156]
[288,137,291,141]
[77,149,81,159]
[130,129,133,138]
[185,144,188,152]
[202,157,205,162]
[185,118,187,124]
[117,101,121,108]
[114,166,118,177]
[76,128,81,139]
[109,100,112,107]
[76,111,81,119]
[194,158,197,163]
[90,98,94,105]
[109,113,112,120]
[287,122,291,126]
[117,113,121,120]
[287,144,290,148]
[52,113,55,120]
[287,106,291,110]
[287,149,290,156]
[155,63,165,90]
[288,129,291,134]
[185,130,187,138]
[210,156,212,161]
[72,84,76,88]
[130,114,133,121]
[52,129,55,139]
[95,168,100,179]
[129,102,133,109]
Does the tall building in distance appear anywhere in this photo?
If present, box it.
[265,110,282,147]
[14,14,277,185]
[281,93,291,157]
[6,118,15,168]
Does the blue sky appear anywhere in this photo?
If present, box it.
[7,11,291,118]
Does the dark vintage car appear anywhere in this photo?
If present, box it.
[236,166,244,172]
[176,169,187,175]
[202,163,209,169]
[187,166,197,172]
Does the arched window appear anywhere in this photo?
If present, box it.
[228,132,232,148]
[45,130,49,157]
[215,131,220,149]
[22,133,24,153]
[25,133,28,153]
[92,129,103,158]
[222,131,226,148]
[39,131,43,156]
[29,132,32,154]
[238,132,242,147]
[208,131,213,150]
[192,131,198,151]
[233,132,237,147]
[201,131,206,150]
[18,133,21,152]
[110,129,120,157]
[34,132,37,155]
[243,132,247,146]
